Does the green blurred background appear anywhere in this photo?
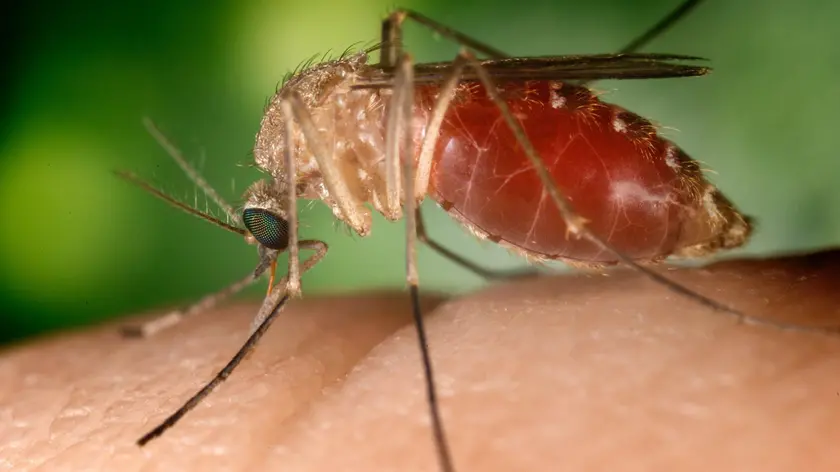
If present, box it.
[1,0,838,345]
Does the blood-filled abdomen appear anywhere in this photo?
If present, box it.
[416,81,749,264]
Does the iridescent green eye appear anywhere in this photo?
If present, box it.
[243,208,289,250]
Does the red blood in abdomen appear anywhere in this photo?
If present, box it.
[417,81,693,263]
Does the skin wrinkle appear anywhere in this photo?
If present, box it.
[1,249,840,471]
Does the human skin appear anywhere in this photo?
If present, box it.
[1,249,839,472]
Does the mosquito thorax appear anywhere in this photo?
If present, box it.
[253,52,372,179]
[251,50,423,237]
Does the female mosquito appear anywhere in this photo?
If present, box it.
[116,1,834,471]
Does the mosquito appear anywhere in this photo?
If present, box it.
[116,1,837,471]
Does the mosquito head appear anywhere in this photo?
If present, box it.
[241,179,290,251]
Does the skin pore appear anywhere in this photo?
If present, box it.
[1,248,839,471]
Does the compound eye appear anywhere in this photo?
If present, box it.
[243,208,289,250]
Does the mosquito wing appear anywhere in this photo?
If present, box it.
[355,53,710,88]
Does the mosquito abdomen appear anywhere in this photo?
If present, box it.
[418,80,750,264]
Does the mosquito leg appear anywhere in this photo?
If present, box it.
[617,0,703,55]
[395,55,419,286]
[384,0,704,68]
[382,56,405,219]
[380,8,507,69]
[137,292,290,446]
[454,47,840,336]
[143,118,241,226]
[281,92,372,236]
[137,239,328,446]
[277,100,301,297]
[121,271,259,338]
[379,9,402,69]
[384,52,455,472]
[412,53,464,202]
[578,0,704,87]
